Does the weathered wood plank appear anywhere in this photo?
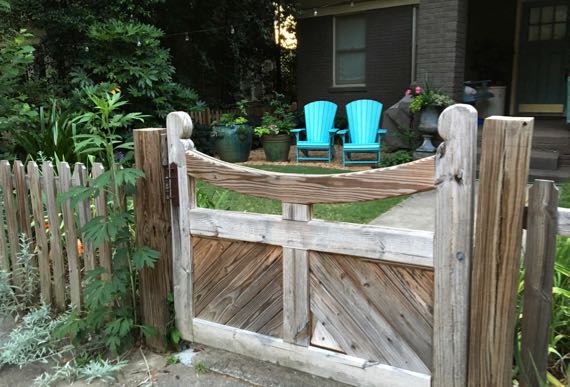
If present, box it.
[433,104,478,387]
[167,111,195,340]
[468,116,534,386]
[283,248,309,345]
[71,163,95,271]
[27,162,51,303]
[192,318,431,387]
[0,161,20,282]
[134,128,173,351]
[282,202,311,346]
[189,208,434,268]
[309,252,429,373]
[0,168,8,272]
[311,319,344,353]
[558,207,570,236]
[58,162,81,308]
[520,180,559,387]
[186,150,435,204]
[12,161,32,241]
[92,163,112,280]
[43,161,66,310]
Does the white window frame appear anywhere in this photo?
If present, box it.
[332,15,367,88]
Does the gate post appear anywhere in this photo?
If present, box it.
[134,128,173,351]
[433,104,478,386]
[468,116,534,386]
[166,112,195,341]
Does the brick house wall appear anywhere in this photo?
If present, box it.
[296,5,414,119]
[416,0,468,100]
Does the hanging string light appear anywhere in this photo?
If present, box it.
[84,46,89,52]
[137,39,142,47]
[185,32,190,42]
[230,25,235,35]
[313,8,318,16]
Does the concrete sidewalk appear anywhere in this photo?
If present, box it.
[371,190,436,232]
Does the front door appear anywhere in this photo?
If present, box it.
[517,2,569,115]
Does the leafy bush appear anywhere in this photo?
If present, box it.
[379,150,413,167]
[409,82,454,113]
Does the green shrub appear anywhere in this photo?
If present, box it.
[379,150,413,167]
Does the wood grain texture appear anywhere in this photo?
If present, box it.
[27,162,51,303]
[192,318,431,387]
[71,163,95,271]
[92,163,112,281]
[0,169,8,272]
[134,128,173,351]
[43,161,66,310]
[0,161,20,283]
[282,203,312,221]
[167,111,195,340]
[558,208,570,236]
[186,150,435,204]
[520,181,559,387]
[468,116,534,387]
[58,162,81,308]
[12,161,32,241]
[193,237,283,338]
[309,251,433,374]
[189,208,434,268]
[432,104,478,387]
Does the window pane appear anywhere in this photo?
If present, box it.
[541,6,554,23]
[336,17,365,50]
[529,25,539,41]
[337,52,365,83]
[555,5,567,22]
[540,23,552,40]
[530,7,541,24]
[554,22,566,39]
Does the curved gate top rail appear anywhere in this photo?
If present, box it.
[185,150,435,204]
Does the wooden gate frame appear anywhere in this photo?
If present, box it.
[166,105,479,387]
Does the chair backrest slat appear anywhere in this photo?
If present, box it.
[346,99,383,144]
[304,101,337,143]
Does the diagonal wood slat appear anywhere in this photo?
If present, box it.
[309,251,433,374]
[193,237,283,338]
[186,150,435,204]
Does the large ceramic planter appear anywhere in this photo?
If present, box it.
[262,134,291,162]
[416,106,440,153]
[213,124,253,163]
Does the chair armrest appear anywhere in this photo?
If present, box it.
[337,129,348,135]
[291,128,305,133]
[378,129,387,134]
[328,128,339,133]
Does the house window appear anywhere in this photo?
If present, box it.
[334,15,366,86]
[528,5,567,41]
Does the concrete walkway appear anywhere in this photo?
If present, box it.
[371,190,436,232]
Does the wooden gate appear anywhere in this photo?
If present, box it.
[166,105,478,386]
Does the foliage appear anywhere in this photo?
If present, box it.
[194,360,210,374]
[409,82,454,113]
[379,150,414,167]
[165,354,180,365]
[254,93,295,137]
[71,19,205,124]
[0,304,69,368]
[0,234,39,317]
[54,90,159,355]
[0,29,37,137]
[11,99,83,163]
[34,359,128,386]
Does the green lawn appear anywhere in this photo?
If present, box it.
[196,164,406,224]
[560,182,570,208]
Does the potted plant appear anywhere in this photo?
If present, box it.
[211,100,253,162]
[253,94,295,162]
[408,83,454,153]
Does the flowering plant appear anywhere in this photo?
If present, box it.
[407,82,454,113]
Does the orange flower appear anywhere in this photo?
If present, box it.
[77,239,85,256]
[44,222,49,230]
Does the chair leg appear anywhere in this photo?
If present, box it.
[296,145,299,163]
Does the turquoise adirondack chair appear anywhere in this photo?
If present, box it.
[292,101,338,163]
[338,99,387,166]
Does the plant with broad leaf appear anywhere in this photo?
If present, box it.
[56,90,159,354]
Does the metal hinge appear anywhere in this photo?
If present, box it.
[165,162,179,207]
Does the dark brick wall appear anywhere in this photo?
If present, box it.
[296,6,413,118]
[416,0,468,99]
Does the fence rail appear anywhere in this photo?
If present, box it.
[0,161,111,311]
[190,106,272,126]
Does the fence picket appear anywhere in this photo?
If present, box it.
[13,161,33,242]
[72,163,95,272]
[27,161,51,303]
[0,160,21,284]
[0,176,8,272]
[92,163,112,280]
[43,161,66,310]
[59,162,81,308]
